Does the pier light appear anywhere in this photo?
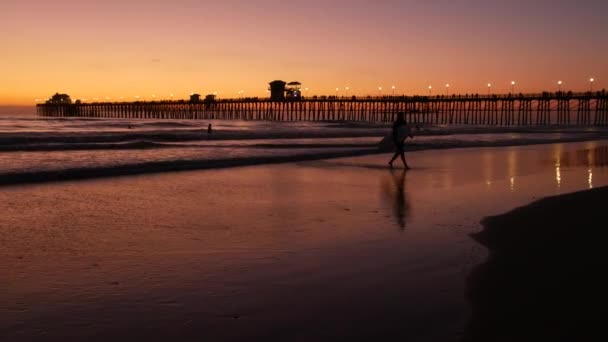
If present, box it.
[345,86,349,96]
[391,85,395,96]
[213,91,217,95]
[557,81,562,92]
[487,83,492,95]
[445,83,450,96]
[428,85,432,96]
[510,81,515,94]
[152,94,156,99]
[120,96,124,100]
[590,78,595,92]
[378,87,382,96]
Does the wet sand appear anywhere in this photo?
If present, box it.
[2,141,608,341]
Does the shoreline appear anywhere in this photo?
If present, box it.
[1,138,607,187]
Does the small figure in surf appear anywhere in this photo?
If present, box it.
[388,112,413,169]
[207,123,212,134]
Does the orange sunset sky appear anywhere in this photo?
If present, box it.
[1,0,607,105]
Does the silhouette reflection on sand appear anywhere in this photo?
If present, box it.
[382,169,410,230]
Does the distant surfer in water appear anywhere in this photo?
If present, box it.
[388,112,413,169]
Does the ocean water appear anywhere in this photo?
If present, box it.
[1,114,608,184]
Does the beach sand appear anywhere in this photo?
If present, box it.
[463,186,608,341]
[1,141,608,341]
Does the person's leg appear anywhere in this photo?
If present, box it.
[388,151,400,167]
[400,151,410,169]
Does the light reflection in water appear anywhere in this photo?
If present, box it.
[554,144,563,189]
[551,145,608,190]
[588,146,595,189]
[508,149,517,192]
[482,151,493,187]
[556,161,561,188]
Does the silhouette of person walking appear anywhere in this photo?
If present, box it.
[207,123,212,134]
[388,112,413,168]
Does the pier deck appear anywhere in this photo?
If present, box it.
[37,93,608,126]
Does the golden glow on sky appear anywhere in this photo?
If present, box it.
[1,0,607,105]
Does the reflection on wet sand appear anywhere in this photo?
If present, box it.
[381,170,410,230]
[552,144,608,189]
[556,144,608,168]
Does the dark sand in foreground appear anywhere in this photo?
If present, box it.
[464,186,608,341]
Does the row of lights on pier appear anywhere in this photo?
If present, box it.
[329,86,398,97]
[335,78,596,97]
[34,78,598,103]
[425,78,596,96]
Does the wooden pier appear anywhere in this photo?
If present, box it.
[37,92,608,126]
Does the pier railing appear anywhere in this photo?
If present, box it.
[37,92,608,126]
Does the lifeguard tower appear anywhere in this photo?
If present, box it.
[268,80,302,101]
[190,93,201,103]
[269,80,287,101]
